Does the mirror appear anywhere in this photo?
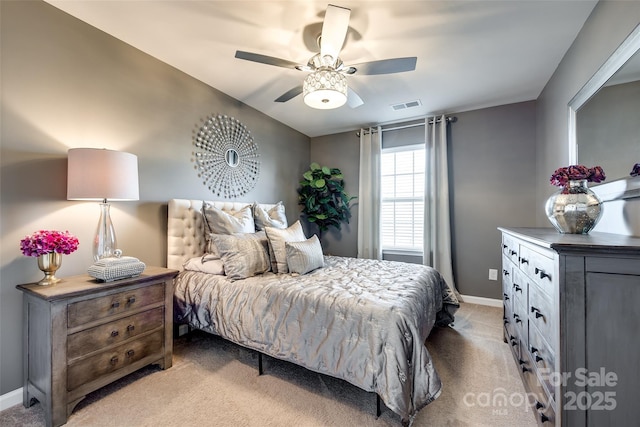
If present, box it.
[225,149,239,167]
[192,114,261,199]
[569,23,640,200]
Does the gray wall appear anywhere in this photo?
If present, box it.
[0,1,309,395]
[311,101,538,299]
[536,1,640,235]
[307,131,360,257]
[450,102,537,298]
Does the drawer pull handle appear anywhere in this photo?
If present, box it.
[540,413,550,423]
[503,270,509,276]
[110,330,119,337]
[127,324,135,332]
[502,244,507,249]
[111,301,120,309]
[530,346,538,353]
[513,284,522,292]
[503,293,510,301]
[126,349,135,358]
[521,366,530,373]
[520,258,529,265]
[535,354,544,363]
[110,356,118,365]
[510,250,517,256]
[511,340,517,347]
[531,306,544,319]
[535,400,544,410]
[535,267,551,280]
[127,296,136,305]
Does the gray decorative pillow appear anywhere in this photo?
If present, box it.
[265,220,306,273]
[253,201,288,231]
[285,235,324,275]
[202,203,255,235]
[211,232,271,280]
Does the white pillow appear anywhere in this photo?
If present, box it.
[253,202,287,231]
[202,203,254,235]
[183,254,225,275]
[265,220,306,274]
[212,232,271,280]
[285,235,324,275]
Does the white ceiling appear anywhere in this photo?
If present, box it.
[45,0,598,137]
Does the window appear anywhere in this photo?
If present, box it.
[380,146,425,252]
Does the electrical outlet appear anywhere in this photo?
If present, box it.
[178,324,190,336]
[489,269,498,281]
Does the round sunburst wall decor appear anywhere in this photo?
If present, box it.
[192,114,260,198]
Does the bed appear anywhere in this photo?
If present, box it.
[167,199,459,424]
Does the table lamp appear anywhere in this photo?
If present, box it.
[67,148,139,261]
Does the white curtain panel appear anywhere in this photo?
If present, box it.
[424,116,458,293]
[357,126,382,260]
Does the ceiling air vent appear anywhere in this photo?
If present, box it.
[391,100,422,111]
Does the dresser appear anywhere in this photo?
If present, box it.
[16,266,179,427]
[499,227,640,426]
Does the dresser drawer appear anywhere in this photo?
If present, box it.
[520,245,555,296]
[67,283,165,328]
[528,283,555,346]
[67,307,164,360]
[522,350,556,426]
[502,234,519,263]
[529,322,556,402]
[67,330,164,391]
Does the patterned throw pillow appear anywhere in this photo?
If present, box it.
[211,232,271,280]
[285,235,324,275]
[202,203,255,235]
[183,254,225,275]
[253,201,287,231]
[265,220,306,273]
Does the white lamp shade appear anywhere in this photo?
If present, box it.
[67,148,139,201]
[303,69,347,109]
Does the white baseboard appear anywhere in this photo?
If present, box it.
[0,387,22,411]
[459,294,503,307]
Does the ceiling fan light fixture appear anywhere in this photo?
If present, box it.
[303,69,347,109]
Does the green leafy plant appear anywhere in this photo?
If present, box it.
[297,163,356,239]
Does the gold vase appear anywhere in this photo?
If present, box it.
[37,252,62,286]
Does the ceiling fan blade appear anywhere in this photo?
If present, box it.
[320,5,351,65]
[274,85,303,103]
[348,57,417,75]
[235,51,301,70]
[347,88,364,108]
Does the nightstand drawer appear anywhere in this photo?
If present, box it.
[67,330,164,391]
[67,307,164,360]
[67,283,164,328]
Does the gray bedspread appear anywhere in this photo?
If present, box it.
[174,255,459,421]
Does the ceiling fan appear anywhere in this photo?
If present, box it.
[235,4,417,110]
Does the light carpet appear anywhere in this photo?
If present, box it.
[0,303,537,426]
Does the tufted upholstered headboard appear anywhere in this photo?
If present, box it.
[167,199,277,271]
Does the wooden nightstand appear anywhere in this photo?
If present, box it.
[16,266,179,427]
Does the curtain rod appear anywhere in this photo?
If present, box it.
[357,116,457,137]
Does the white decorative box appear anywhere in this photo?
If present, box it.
[87,256,146,282]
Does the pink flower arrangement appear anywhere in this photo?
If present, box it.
[550,165,606,187]
[20,230,79,257]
